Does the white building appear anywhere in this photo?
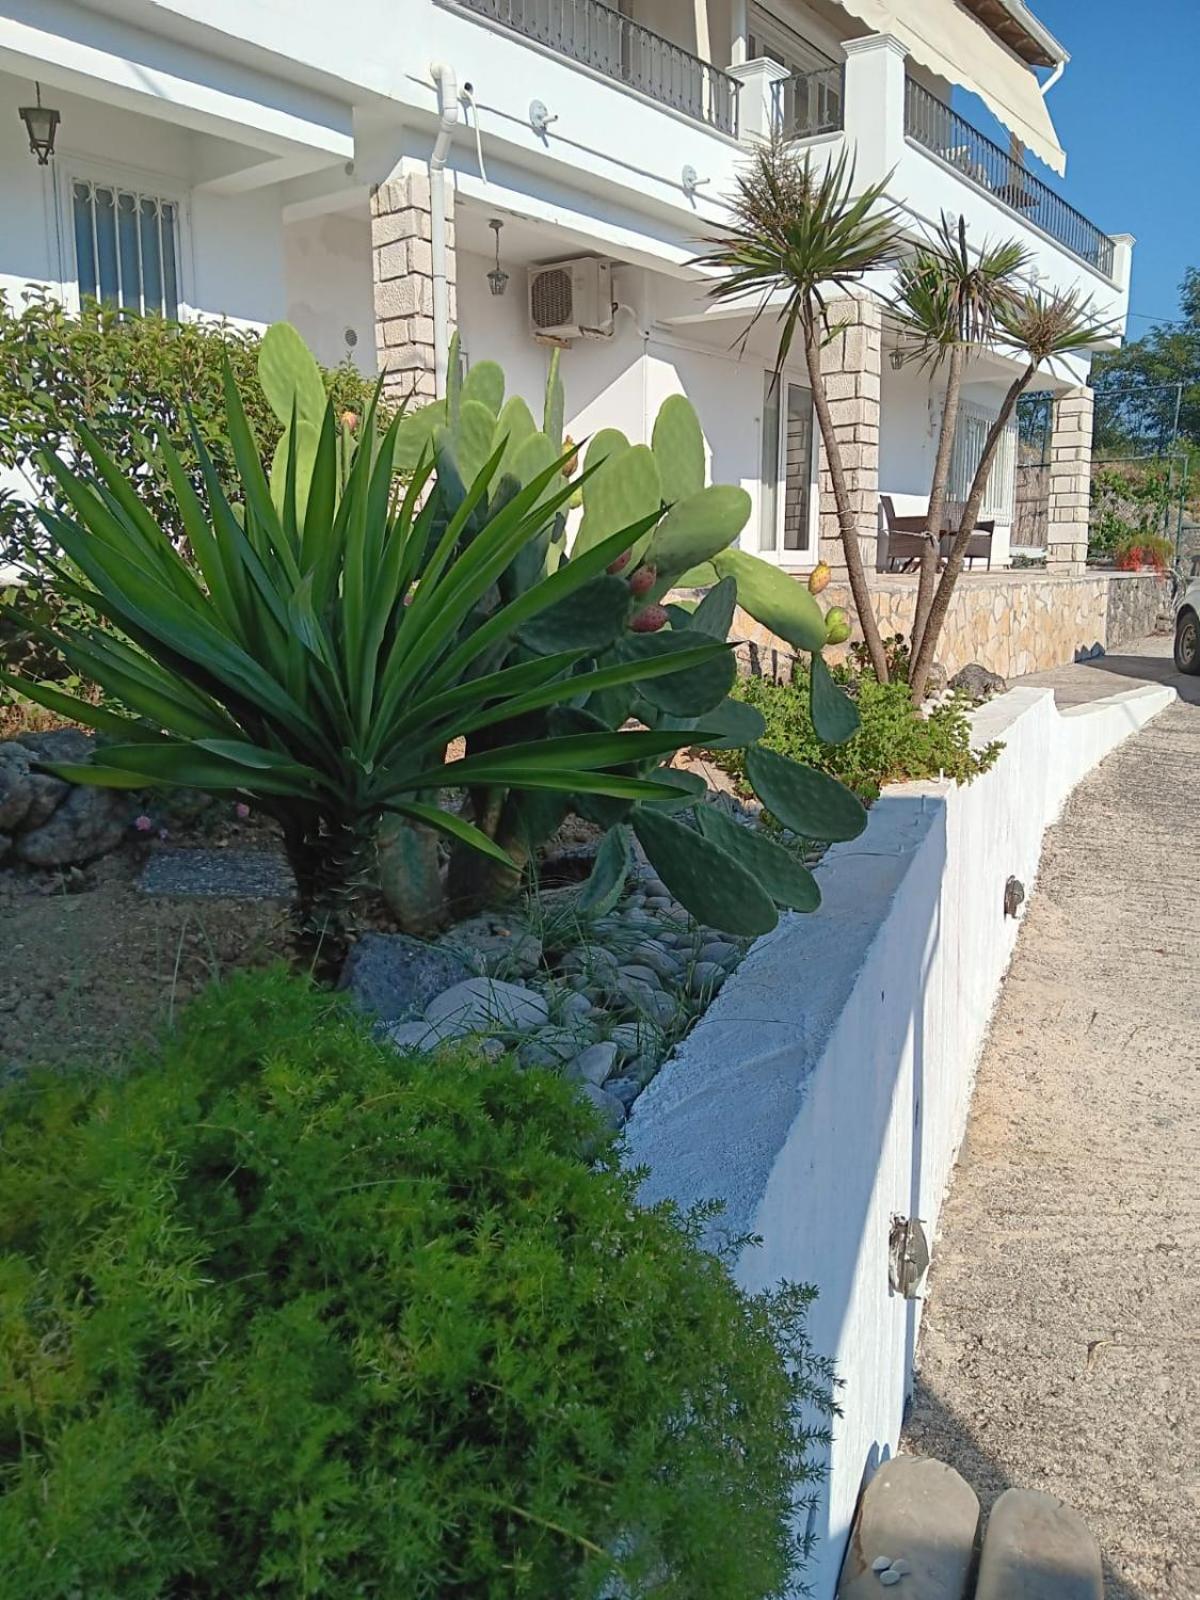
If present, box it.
[2,0,1130,589]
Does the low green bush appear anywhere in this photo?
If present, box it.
[0,970,832,1599]
[0,289,373,556]
[716,667,1002,804]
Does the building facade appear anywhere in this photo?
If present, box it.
[3,0,1131,592]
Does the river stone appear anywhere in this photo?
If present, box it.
[617,963,662,990]
[688,960,728,998]
[340,932,475,1024]
[384,1017,464,1052]
[15,784,128,867]
[628,939,681,980]
[561,990,594,1021]
[0,831,10,864]
[610,1020,657,1060]
[698,939,739,968]
[603,1075,640,1111]
[560,944,621,983]
[640,991,680,1031]
[425,977,549,1033]
[577,1080,626,1133]
[569,1041,619,1085]
[442,913,542,977]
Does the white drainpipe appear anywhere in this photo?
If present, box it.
[429,62,460,400]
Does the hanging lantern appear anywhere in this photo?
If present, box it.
[19,84,60,166]
[487,218,509,297]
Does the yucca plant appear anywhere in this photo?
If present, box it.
[907,286,1116,700]
[697,140,903,683]
[0,373,727,951]
[890,215,1028,675]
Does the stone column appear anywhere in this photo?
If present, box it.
[817,295,882,576]
[1046,386,1094,574]
[370,162,456,405]
[727,57,791,142]
[841,33,908,184]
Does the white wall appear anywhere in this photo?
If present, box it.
[283,209,375,372]
[625,679,1175,1599]
[0,73,285,328]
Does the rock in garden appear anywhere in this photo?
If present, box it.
[340,932,475,1024]
[610,1020,657,1060]
[697,940,739,969]
[0,831,11,864]
[577,1080,626,1133]
[15,784,128,867]
[629,939,681,981]
[617,963,662,991]
[568,1041,619,1085]
[948,662,1007,701]
[23,772,69,829]
[603,1075,640,1111]
[0,745,33,830]
[640,991,680,1031]
[561,990,595,1021]
[560,944,621,984]
[425,977,549,1033]
[441,913,543,978]
[688,961,727,998]
[16,728,96,764]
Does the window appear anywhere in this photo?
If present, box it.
[71,178,180,318]
[949,399,1018,523]
[760,372,816,560]
[747,8,840,136]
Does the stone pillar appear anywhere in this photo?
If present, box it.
[370,162,455,405]
[1046,386,1094,574]
[818,295,882,576]
[728,57,791,142]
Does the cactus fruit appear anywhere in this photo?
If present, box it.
[607,551,632,574]
[561,435,580,478]
[628,564,657,597]
[630,604,669,633]
[824,607,852,645]
[808,561,832,595]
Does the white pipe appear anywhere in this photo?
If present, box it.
[1040,59,1065,96]
[429,62,459,400]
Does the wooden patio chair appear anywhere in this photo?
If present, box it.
[878,495,933,572]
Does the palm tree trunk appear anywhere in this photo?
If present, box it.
[909,362,1036,702]
[803,324,890,684]
[910,345,965,677]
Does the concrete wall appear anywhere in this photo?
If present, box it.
[626,678,1175,1599]
[283,209,375,372]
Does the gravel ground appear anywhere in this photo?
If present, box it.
[903,639,1200,1598]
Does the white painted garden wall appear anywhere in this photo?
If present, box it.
[626,680,1174,1600]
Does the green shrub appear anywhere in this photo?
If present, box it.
[0,289,373,556]
[0,970,832,1599]
[715,668,1002,804]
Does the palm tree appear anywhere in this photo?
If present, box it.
[891,215,1029,677]
[697,141,903,683]
[908,287,1117,701]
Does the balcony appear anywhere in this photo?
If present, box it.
[777,65,843,140]
[442,0,740,136]
[903,78,1114,277]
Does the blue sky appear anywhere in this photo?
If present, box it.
[1032,0,1200,334]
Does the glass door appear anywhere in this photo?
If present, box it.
[759,371,817,562]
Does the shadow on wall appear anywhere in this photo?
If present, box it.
[902,1384,1148,1600]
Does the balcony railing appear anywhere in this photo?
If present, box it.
[776,66,843,139]
[443,0,740,136]
[904,77,1114,277]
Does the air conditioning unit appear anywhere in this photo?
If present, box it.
[527,257,612,340]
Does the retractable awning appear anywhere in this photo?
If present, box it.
[832,0,1067,174]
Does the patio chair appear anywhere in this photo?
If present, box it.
[942,520,995,571]
[879,495,933,572]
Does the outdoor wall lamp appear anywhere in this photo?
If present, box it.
[487,218,509,297]
[19,84,60,165]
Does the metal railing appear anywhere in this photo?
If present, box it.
[776,65,843,139]
[443,0,740,135]
[904,77,1114,277]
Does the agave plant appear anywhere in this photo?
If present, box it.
[0,364,729,949]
